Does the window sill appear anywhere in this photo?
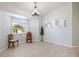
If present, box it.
[12,32,26,35]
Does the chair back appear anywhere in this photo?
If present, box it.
[27,32,32,37]
[8,34,13,41]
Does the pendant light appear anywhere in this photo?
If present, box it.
[32,2,40,16]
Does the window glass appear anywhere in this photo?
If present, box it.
[11,16,28,33]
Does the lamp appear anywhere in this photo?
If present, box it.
[32,2,40,16]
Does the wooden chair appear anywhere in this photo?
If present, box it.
[26,32,32,43]
[8,34,19,48]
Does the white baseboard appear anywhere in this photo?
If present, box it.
[33,39,41,42]
[71,45,79,47]
[44,39,72,47]
[0,47,8,53]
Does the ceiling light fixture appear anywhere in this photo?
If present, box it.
[32,2,40,16]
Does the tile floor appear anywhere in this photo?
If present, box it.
[0,41,79,57]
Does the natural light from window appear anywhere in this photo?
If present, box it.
[11,16,28,34]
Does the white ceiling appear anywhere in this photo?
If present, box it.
[0,2,70,17]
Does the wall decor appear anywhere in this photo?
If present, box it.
[59,19,67,27]
[52,20,56,27]
[64,20,67,27]
[55,19,60,27]
[44,19,67,28]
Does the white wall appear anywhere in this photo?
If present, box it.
[29,16,40,41]
[42,3,72,47]
[72,3,79,47]
[0,11,11,52]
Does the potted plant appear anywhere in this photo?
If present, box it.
[40,26,44,41]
